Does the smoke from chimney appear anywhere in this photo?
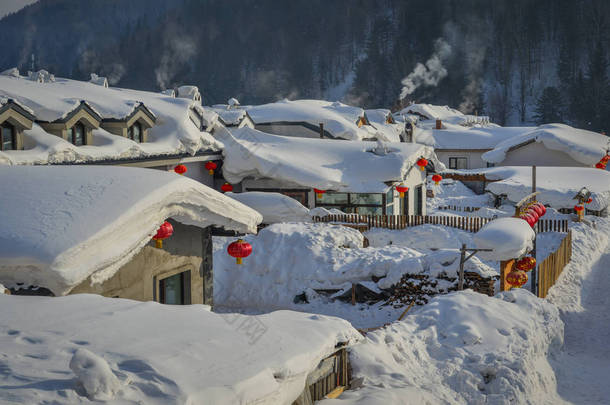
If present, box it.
[399,38,452,101]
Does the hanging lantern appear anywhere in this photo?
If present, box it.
[221,183,233,193]
[529,203,545,218]
[586,198,593,204]
[174,164,187,175]
[395,184,409,198]
[601,155,610,164]
[595,162,606,169]
[431,174,442,185]
[152,221,173,249]
[416,158,428,171]
[516,256,536,272]
[205,161,217,175]
[520,212,537,227]
[227,239,253,265]
[506,270,528,288]
[574,205,584,212]
[526,206,540,221]
[313,188,326,199]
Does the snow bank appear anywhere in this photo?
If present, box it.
[0,293,360,404]
[482,124,610,165]
[247,99,373,141]
[0,166,262,295]
[226,192,311,223]
[69,348,120,400]
[329,289,563,405]
[0,74,222,164]
[474,217,535,260]
[218,126,440,193]
[482,166,610,211]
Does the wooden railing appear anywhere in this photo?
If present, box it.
[313,214,569,234]
[538,230,572,298]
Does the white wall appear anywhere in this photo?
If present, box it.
[435,150,490,170]
[255,123,321,139]
[500,142,585,167]
[183,161,215,187]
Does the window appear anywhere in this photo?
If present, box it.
[158,270,191,305]
[415,185,424,216]
[316,192,387,214]
[448,157,468,170]
[1,123,15,151]
[128,122,143,143]
[68,122,86,146]
[486,162,495,168]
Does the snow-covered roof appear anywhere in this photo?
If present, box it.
[246,99,374,141]
[0,74,222,164]
[226,191,311,223]
[398,103,490,126]
[457,166,610,211]
[0,165,262,295]
[89,73,108,88]
[0,293,360,404]
[209,104,249,126]
[415,125,533,150]
[218,127,440,193]
[176,85,201,103]
[482,124,610,165]
[365,108,403,143]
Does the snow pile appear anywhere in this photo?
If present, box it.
[473,217,535,260]
[218,127,440,193]
[482,166,610,211]
[0,165,262,295]
[0,293,360,404]
[482,123,610,165]
[247,99,374,141]
[210,104,250,126]
[69,348,121,400]
[331,289,564,405]
[0,74,222,165]
[364,109,403,143]
[427,177,492,211]
[365,224,474,252]
[225,191,311,223]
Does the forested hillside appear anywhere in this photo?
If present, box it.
[1,0,609,130]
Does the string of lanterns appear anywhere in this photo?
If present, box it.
[518,201,546,228]
[594,153,609,170]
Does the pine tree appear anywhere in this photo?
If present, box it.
[533,86,564,125]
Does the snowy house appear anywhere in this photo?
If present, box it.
[210,100,255,129]
[218,127,440,216]
[0,165,262,305]
[89,73,108,88]
[176,85,202,104]
[0,98,35,151]
[0,73,224,185]
[481,124,610,167]
[365,108,406,142]
[246,99,378,141]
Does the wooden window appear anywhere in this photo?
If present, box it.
[128,122,143,143]
[448,157,468,170]
[68,122,86,146]
[0,122,16,151]
[158,270,191,305]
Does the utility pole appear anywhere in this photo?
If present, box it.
[531,165,537,296]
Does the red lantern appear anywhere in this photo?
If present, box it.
[174,164,187,175]
[595,162,606,169]
[313,188,326,199]
[601,155,610,164]
[520,213,537,227]
[574,205,584,212]
[152,221,173,249]
[221,183,233,193]
[506,270,528,288]
[586,198,593,204]
[227,239,252,265]
[516,256,536,272]
[530,203,545,218]
[395,184,409,198]
[205,161,217,175]
[416,158,428,171]
[526,207,540,222]
[431,174,442,185]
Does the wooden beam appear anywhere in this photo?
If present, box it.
[325,386,345,399]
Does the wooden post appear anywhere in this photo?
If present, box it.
[531,165,537,296]
[458,244,466,290]
[351,283,356,306]
[500,259,515,292]
[319,123,324,138]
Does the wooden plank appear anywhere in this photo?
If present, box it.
[325,386,346,399]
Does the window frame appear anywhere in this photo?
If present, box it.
[157,269,192,305]
[0,122,16,151]
[128,121,143,143]
[68,122,86,146]
[448,157,468,170]
[315,191,388,215]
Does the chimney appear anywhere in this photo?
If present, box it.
[435,119,442,130]
[319,123,324,138]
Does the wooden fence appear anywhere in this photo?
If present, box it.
[313,214,569,234]
[538,230,572,298]
[437,205,481,212]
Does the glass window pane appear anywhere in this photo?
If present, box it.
[161,273,183,305]
[356,206,382,215]
[350,193,382,205]
[318,192,348,205]
[133,123,141,142]
[2,125,14,150]
[73,124,84,146]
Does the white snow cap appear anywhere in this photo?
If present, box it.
[0,293,361,404]
[482,123,610,165]
[0,165,262,295]
[398,103,490,126]
[218,126,441,193]
[226,191,311,223]
[176,85,202,103]
[474,217,535,261]
[228,97,240,107]
[247,99,373,141]
[89,73,108,88]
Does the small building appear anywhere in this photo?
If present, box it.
[210,98,255,130]
[365,108,405,143]
[0,98,35,151]
[246,99,377,141]
[218,127,441,216]
[481,124,610,167]
[0,165,262,305]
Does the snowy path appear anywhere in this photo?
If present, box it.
[552,244,610,405]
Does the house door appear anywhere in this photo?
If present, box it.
[400,190,409,215]
[415,185,423,216]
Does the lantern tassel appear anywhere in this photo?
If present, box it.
[419,166,425,171]
[236,257,243,265]
[399,192,405,198]
[155,240,163,249]
[208,169,214,175]
[317,193,323,199]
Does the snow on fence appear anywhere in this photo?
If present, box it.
[538,230,572,298]
[312,215,569,234]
